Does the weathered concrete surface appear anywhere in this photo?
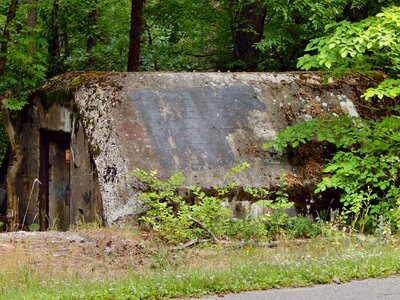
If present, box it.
[26,71,380,226]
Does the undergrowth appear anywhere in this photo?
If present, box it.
[129,164,321,244]
[264,114,400,234]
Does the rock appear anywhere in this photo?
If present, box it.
[332,277,341,284]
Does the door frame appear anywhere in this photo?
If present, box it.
[39,130,71,230]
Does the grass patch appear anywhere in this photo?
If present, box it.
[1,234,400,299]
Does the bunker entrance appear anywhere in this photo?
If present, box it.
[40,131,71,230]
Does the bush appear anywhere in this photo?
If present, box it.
[297,5,400,100]
[264,114,400,233]
[129,164,297,244]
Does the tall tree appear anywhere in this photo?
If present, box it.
[0,0,22,230]
[127,0,143,71]
[27,0,37,26]
[0,0,47,230]
[86,8,99,54]
[48,0,62,77]
[232,0,266,71]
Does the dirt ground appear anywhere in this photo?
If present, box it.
[0,228,151,280]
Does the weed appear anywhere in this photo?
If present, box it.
[28,223,40,231]
[71,214,103,230]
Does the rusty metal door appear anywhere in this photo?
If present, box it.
[40,132,71,230]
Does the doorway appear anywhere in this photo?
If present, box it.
[39,131,71,230]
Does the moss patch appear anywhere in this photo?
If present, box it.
[42,89,74,111]
[88,143,101,159]
[68,77,83,90]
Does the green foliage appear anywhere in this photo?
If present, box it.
[0,0,395,76]
[0,0,393,76]
[286,216,323,238]
[218,162,250,195]
[363,78,400,99]
[129,168,233,244]
[248,176,293,237]
[292,4,400,232]
[297,6,400,74]
[54,0,130,71]
[256,0,349,71]
[28,223,40,232]
[141,0,232,71]
[129,169,189,244]
[49,0,232,72]
[12,0,395,74]
[224,217,267,241]
[0,2,48,109]
[297,5,400,99]
[264,114,400,233]
[130,165,298,244]
[189,185,232,238]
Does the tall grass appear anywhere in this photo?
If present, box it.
[1,235,400,300]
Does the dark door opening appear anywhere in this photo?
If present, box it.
[39,131,71,230]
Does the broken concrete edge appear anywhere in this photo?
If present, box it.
[19,71,387,227]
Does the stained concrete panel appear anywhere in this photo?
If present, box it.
[131,86,264,171]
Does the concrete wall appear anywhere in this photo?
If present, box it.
[18,71,377,226]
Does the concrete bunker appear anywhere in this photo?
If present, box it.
[13,71,379,229]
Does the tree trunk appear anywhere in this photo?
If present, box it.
[0,107,23,231]
[49,0,60,57]
[27,0,37,27]
[127,0,143,72]
[0,0,21,230]
[86,8,99,53]
[0,0,18,74]
[343,3,369,22]
[48,0,63,77]
[86,8,99,66]
[233,0,266,71]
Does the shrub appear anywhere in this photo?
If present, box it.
[264,114,400,233]
[297,5,400,100]
[129,164,296,244]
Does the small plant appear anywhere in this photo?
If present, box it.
[28,223,40,232]
[47,216,60,231]
[130,168,237,243]
[251,175,294,236]
[218,162,250,196]
[129,169,191,244]
[225,217,267,241]
[286,216,323,238]
[72,214,103,230]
